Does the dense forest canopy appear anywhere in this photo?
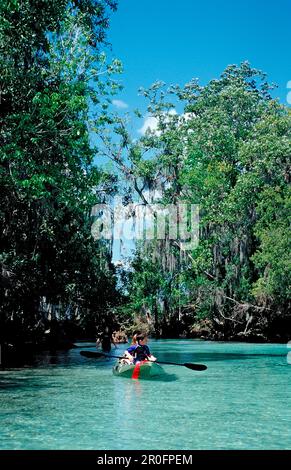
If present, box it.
[0,0,122,351]
[0,1,290,357]
[103,64,291,341]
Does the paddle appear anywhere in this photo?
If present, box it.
[80,350,207,371]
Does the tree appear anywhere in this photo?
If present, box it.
[104,63,291,340]
[0,0,122,349]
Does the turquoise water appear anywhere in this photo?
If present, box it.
[0,340,290,450]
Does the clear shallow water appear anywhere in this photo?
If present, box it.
[0,340,290,450]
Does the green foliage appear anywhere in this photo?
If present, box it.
[252,186,291,302]
[117,63,290,339]
[0,0,121,346]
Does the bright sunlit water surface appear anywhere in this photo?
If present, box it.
[0,340,290,449]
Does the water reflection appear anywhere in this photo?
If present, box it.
[0,340,290,450]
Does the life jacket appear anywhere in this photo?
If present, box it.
[133,344,150,362]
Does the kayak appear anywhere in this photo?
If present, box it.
[113,360,165,380]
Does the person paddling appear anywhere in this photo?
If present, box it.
[96,326,116,353]
[123,334,156,364]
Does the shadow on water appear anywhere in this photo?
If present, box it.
[1,345,286,376]
[0,377,49,391]
[151,373,178,382]
[166,352,286,363]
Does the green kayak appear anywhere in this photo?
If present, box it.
[113,360,165,380]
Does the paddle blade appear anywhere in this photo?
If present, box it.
[184,363,207,371]
[80,350,105,359]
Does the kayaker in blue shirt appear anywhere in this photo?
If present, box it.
[123,334,156,364]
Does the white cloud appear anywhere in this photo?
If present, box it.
[182,112,196,122]
[138,115,159,135]
[112,99,129,109]
[138,109,177,135]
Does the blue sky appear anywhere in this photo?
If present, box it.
[108,0,291,113]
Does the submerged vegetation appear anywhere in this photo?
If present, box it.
[0,2,290,359]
